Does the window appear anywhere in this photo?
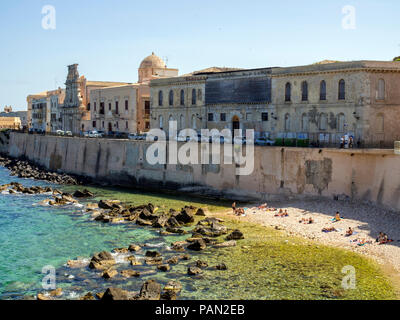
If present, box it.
[87,103,90,111]
[109,103,112,111]
[301,81,308,101]
[338,79,345,100]
[285,83,291,102]
[115,101,119,114]
[125,100,128,110]
[192,89,197,105]
[320,80,326,100]
[220,113,226,122]
[158,91,163,106]
[92,121,96,128]
[302,114,308,131]
[94,102,97,112]
[192,115,197,129]
[102,121,104,128]
[100,102,105,115]
[198,89,202,101]
[126,121,129,129]
[284,114,290,131]
[145,101,150,116]
[180,115,184,129]
[337,113,345,132]
[116,122,119,129]
[261,112,268,121]
[180,90,184,105]
[159,115,163,129]
[169,90,174,106]
[208,113,214,121]
[377,79,385,100]
[377,114,384,132]
[246,113,252,121]
[319,113,328,130]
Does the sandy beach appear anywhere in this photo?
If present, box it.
[213,199,400,276]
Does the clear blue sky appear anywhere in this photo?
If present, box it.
[0,0,399,111]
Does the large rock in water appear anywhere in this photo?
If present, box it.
[73,189,94,198]
[89,251,115,270]
[226,230,244,240]
[175,208,195,224]
[101,288,129,301]
[137,280,161,300]
[98,200,119,210]
[187,239,206,251]
[152,214,169,228]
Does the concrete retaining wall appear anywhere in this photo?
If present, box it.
[5,132,400,211]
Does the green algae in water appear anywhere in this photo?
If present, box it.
[185,218,396,300]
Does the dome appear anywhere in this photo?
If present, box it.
[139,52,166,69]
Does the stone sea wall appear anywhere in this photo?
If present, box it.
[4,132,400,211]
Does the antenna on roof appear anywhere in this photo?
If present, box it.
[163,56,169,67]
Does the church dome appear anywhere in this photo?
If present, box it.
[139,52,166,69]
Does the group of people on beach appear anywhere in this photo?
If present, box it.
[231,202,395,247]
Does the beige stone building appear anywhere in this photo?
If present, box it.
[0,117,21,130]
[150,60,400,148]
[27,88,64,132]
[89,53,178,134]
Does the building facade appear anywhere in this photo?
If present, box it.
[89,53,179,134]
[0,117,21,130]
[150,60,400,147]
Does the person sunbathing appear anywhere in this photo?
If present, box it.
[322,227,337,232]
[299,217,313,224]
[346,227,354,237]
[258,203,268,209]
[376,232,393,245]
[334,212,341,221]
[275,211,289,217]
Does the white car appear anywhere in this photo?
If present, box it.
[66,131,73,137]
[88,130,101,138]
[56,130,65,136]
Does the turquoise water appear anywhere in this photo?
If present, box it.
[0,167,176,299]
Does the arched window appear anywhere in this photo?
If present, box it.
[158,91,163,106]
[192,89,197,105]
[338,79,346,100]
[180,89,185,105]
[159,115,163,129]
[337,113,345,132]
[301,81,308,101]
[319,113,328,130]
[377,114,384,132]
[320,80,326,100]
[302,113,308,131]
[198,89,202,101]
[285,83,291,102]
[180,115,184,129]
[192,114,197,129]
[284,113,291,131]
[377,79,385,100]
[169,90,174,106]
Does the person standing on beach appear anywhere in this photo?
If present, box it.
[232,202,236,214]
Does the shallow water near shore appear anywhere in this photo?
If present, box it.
[0,166,396,300]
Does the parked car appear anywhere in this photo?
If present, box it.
[233,136,246,145]
[83,131,90,137]
[65,131,73,137]
[255,137,275,146]
[88,130,101,138]
[96,130,105,138]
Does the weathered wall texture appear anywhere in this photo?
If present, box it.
[6,133,400,211]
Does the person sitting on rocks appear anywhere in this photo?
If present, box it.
[299,217,314,224]
[235,208,245,216]
[346,227,354,237]
[331,212,342,222]
[376,232,393,245]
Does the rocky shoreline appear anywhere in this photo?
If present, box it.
[1,180,244,300]
[0,155,81,185]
